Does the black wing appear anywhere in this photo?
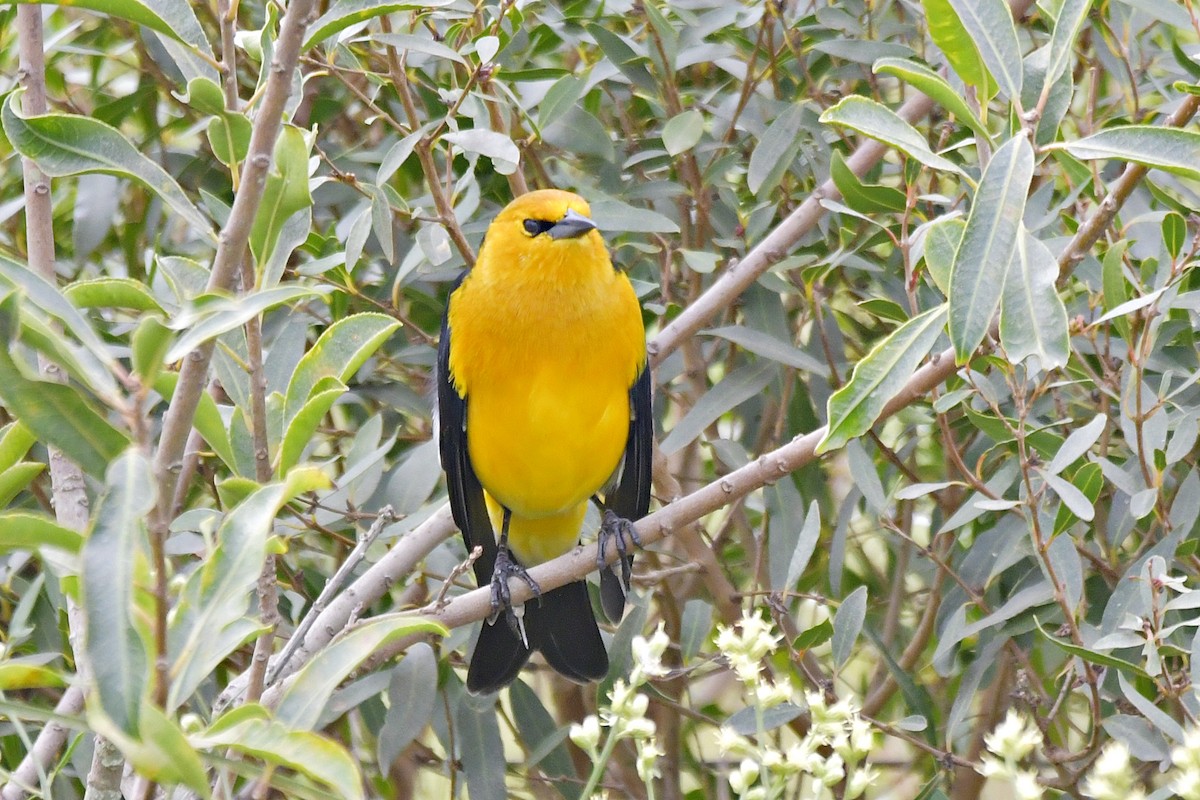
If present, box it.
[599,362,652,621]
[437,274,497,588]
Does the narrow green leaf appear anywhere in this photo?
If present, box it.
[0,421,36,473]
[818,305,948,453]
[0,511,82,554]
[1101,240,1132,340]
[921,0,996,101]
[829,150,907,215]
[283,313,401,424]
[277,376,346,474]
[275,615,447,731]
[1163,212,1186,260]
[20,0,211,51]
[443,129,520,175]
[1042,470,1095,521]
[748,104,805,196]
[371,33,467,65]
[948,135,1034,363]
[305,0,454,48]
[946,0,1022,100]
[820,96,966,176]
[794,619,834,651]
[166,285,324,363]
[999,227,1069,368]
[0,311,130,478]
[586,23,656,92]
[921,216,964,295]
[455,691,508,800]
[659,360,776,455]
[154,373,234,471]
[2,94,211,235]
[538,74,585,130]
[0,663,66,690]
[1043,0,1093,93]
[703,325,828,375]
[376,644,438,772]
[250,125,313,269]
[1035,619,1150,678]
[197,705,365,800]
[1052,463,1104,535]
[82,450,153,735]
[832,586,868,669]
[1062,126,1200,179]
[64,277,164,312]
[873,58,990,141]
[0,462,44,507]
[662,109,703,156]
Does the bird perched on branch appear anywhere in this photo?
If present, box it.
[437,189,652,694]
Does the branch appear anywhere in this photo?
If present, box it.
[647,0,1037,367]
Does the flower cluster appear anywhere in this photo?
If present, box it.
[570,622,670,798]
[977,710,1044,800]
[712,613,877,799]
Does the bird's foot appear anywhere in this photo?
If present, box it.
[488,547,541,645]
[597,510,642,592]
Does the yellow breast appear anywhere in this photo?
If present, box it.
[447,228,644,563]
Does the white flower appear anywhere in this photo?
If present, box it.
[1173,766,1200,800]
[570,715,601,753]
[984,710,1042,763]
[729,758,759,794]
[754,676,793,708]
[618,716,657,741]
[1082,741,1137,800]
[846,764,878,799]
[715,726,754,757]
[787,736,825,774]
[811,752,845,787]
[635,737,664,783]
[1014,769,1043,800]
[1174,727,1200,772]
[631,622,671,682]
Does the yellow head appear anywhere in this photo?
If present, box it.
[476,190,610,283]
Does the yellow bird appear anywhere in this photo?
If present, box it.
[438,189,652,694]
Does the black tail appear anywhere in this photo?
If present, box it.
[466,581,608,694]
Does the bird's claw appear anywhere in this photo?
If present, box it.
[488,548,540,645]
[598,510,642,591]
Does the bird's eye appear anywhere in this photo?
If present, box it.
[523,219,555,236]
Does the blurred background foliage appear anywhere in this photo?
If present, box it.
[3,0,1200,797]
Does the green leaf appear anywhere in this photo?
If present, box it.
[1035,618,1150,679]
[873,58,990,141]
[443,129,520,175]
[0,462,44,507]
[703,325,828,375]
[0,663,66,690]
[132,315,173,385]
[948,135,1034,363]
[1163,212,1186,261]
[0,301,130,478]
[832,586,868,669]
[921,0,997,101]
[167,469,327,709]
[82,450,153,736]
[250,125,313,270]
[999,227,1069,369]
[829,149,907,215]
[196,705,365,800]
[794,619,834,651]
[0,420,37,473]
[305,0,455,48]
[946,0,1022,101]
[207,113,251,167]
[277,376,346,474]
[659,360,776,455]
[1062,126,1200,179]
[371,33,467,65]
[455,689,508,800]
[1052,463,1104,535]
[586,23,656,92]
[20,0,211,51]
[376,644,438,772]
[538,74,586,130]
[662,109,703,156]
[63,277,164,312]
[154,373,235,472]
[0,512,82,554]
[1043,0,1093,94]
[820,96,966,176]
[590,197,679,234]
[166,285,325,363]
[283,313,400,424]
[274,615,447,731]
[818,305,948,453]
[921,216,964,295]
[1102,240,1132,341]
[748,104,805,196]
[2,94,211,235]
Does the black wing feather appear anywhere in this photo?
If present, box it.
[437,273,497,587]
[599,363,653,621]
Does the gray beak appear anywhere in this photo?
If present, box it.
[549,208,598,240]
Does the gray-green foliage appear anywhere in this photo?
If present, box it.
[2,0,1200,797]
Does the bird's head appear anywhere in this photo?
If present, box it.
[483,189,605,260]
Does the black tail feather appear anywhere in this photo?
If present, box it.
[466,581,608,694]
